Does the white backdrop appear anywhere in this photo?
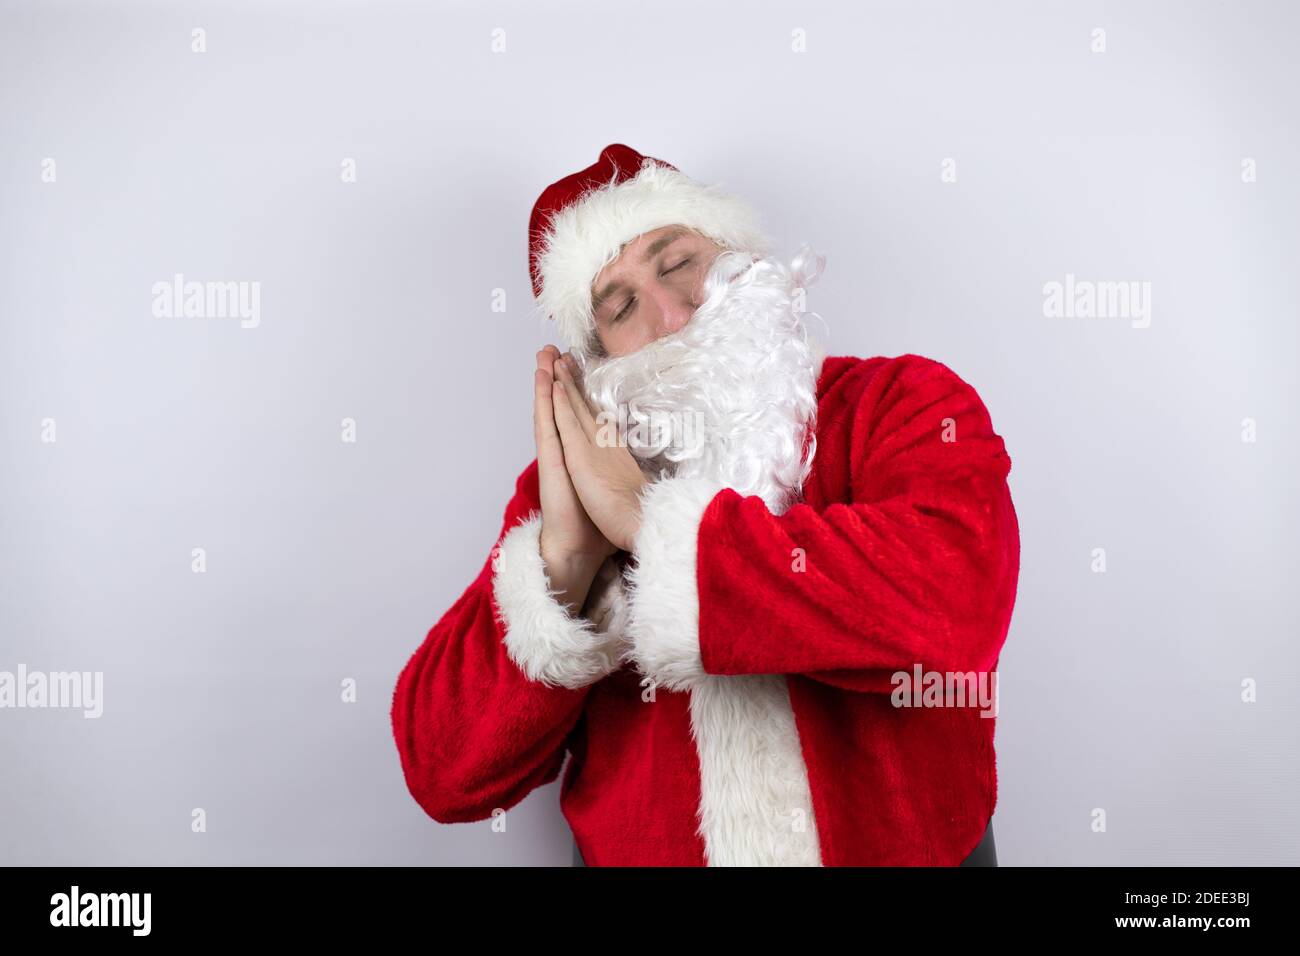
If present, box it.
[1,0,1297,865]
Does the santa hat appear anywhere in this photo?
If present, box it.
[529,143,774,355]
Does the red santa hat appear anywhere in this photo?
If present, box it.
[529,143,774,355]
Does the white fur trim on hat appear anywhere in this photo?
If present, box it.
[534,160,774,354]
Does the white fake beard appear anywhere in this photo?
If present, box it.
[579,247,824,516]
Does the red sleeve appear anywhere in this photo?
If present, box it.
[390,460,627,824]
[621,355,1021,695]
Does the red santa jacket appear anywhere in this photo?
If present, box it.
[390,353,1021,865]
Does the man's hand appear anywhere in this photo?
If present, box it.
[534,346,614,613]
[551,352,648,553]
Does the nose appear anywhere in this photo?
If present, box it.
[646,283,697,338]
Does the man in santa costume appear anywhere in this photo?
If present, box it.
[391,144,1020,866]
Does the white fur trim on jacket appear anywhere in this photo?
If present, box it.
[621,476,727,692]
[622,476,824,865]
[689,675,824,866]
[491,513,630,690]
[533,159,774,355]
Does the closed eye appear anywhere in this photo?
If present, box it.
[611,258,694,325]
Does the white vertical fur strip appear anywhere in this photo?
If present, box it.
[624,477,824,866]
[689,677,824,866]
[491,513,628,690]
[620,477,721,693]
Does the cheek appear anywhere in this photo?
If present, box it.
[689,263,710,303]
[608,318,657,358]
[685,251,717,298]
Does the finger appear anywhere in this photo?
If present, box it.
[551,379,591,469]
[556,351,586,391]
[536,365,590,511]
[534,367,565,465]
[536,346,560,376]
[554,354,601,442]
[537,346,561,378]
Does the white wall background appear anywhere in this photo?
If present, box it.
[1,0,1297,865]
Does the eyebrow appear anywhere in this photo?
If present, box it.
[591,228,689,312]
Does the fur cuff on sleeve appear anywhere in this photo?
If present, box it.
[622,476,726,692]
[491,513,628,690]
